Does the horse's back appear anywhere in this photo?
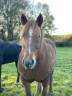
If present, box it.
[0,40,5,54]
[0,41,21,64]
[43,38,56,67]
[3,42,21,63]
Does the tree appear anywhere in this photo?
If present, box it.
[0,29,6,40]
[36,3,56,37]
[26,2,56,38]
[0,0,29,41]
[0,0,56,40]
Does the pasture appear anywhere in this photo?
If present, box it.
[0,47,72,96]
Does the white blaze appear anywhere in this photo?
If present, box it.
[28,28,33,54]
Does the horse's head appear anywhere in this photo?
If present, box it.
[21,14,43,70]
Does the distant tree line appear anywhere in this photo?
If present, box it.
[54,35,72,47]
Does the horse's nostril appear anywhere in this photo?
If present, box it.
[32,59,34,64]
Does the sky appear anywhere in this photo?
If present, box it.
[32,0,72,35]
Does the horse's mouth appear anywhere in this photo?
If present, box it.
[24,63,36,70]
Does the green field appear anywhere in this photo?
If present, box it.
[0,47,72,96]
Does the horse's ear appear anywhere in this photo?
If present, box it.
[36,14,43,27]
[21,14,27,25]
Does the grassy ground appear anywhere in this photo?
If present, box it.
[0,47,72,96]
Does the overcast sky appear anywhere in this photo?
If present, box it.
[32,0,72,35]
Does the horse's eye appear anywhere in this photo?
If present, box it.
[38,35,40,38]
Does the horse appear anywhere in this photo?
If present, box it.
[0,40,21,92]
[18,14,56,96]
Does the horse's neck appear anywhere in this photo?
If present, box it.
[38,40,47,59]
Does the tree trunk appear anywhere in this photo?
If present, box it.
[7,20,14,41]
[8,31,13,41]
[0,29,6,41]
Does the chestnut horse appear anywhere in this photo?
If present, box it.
[18,14,56,96]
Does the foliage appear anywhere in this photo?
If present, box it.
[0,0,55,41]
[53,35,64,42]
[43,15,56,34]
[0,0,29,41]
[63,34,72,40]
[21,2,56,37]
[0,47,72,96]
[53,34,72,47]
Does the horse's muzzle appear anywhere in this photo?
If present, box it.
[23,57,36,70]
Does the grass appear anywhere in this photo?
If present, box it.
[0,47,72,96]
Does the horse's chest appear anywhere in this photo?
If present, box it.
[19,66,37,81]
[19,61,49,82]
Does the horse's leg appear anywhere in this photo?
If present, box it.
[21,77,31,96]
[36,82,41,96]
[42,80,48,96]
[15,61,20,84]
[48,72,54,96]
